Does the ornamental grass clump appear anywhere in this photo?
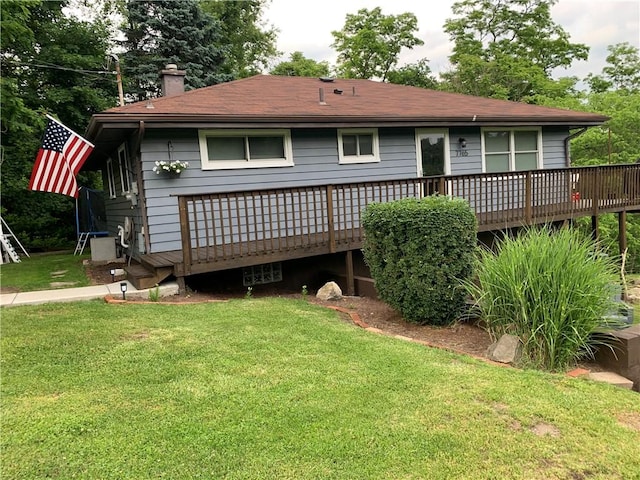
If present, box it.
[466,226,620,371]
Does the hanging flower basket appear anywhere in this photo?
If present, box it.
[153,160,188,175]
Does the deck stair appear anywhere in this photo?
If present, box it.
[125,262,173,290]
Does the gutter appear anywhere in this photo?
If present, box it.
[88,112,610,126]
[564,127,588,166]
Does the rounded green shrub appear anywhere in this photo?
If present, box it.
[465,226,620,371]
[362,196,477,325]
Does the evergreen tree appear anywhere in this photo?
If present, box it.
[121,0,229,101]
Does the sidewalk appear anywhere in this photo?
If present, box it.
[0,281,179,307]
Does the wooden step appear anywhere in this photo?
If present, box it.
[125,264,173,290]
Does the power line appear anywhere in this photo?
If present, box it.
[13,61,116,75]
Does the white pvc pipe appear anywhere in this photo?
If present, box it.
[117,225,129,248]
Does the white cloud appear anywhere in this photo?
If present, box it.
[264,0,640,84]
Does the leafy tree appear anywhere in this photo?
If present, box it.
[120,0,229,101]
[1,0,113,250]
[441,0,588,101]
[270,51,330,77]
[331,7,424,81]
[587,43,640,94]
[538,46,640,273]
[200,0,279,78]
[386,58,438,89]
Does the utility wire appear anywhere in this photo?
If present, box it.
[11,61,116,75]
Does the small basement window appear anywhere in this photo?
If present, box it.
[243,262,283,287]
[338,128,380,164]
[199,129,294,170]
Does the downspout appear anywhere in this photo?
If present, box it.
[132,121,152,255]
[564,127,588,166]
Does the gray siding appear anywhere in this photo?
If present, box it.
[102,136,144,256]
[142,128,418,253]
[132,126,571,253]
[541,127,569,168]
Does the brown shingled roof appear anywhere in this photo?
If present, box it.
[91,74,607,127]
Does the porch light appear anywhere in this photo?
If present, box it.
[458,138,467,148]
[110,268,116,282]
[120,282,127,300]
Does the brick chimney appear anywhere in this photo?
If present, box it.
[160,64,186,97]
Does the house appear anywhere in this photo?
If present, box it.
[84,68,640,292]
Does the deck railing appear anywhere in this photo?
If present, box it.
[177,164,640,275]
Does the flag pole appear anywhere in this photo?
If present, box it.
[44,114,95,147]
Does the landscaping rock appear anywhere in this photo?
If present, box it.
[487,334,522,364]
[316,281,342,301]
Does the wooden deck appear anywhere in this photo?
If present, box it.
[138,164,640,280]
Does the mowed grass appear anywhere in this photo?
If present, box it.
[0,252,90,292]
[2,299,639,479]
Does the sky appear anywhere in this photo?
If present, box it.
[263,0,640,84]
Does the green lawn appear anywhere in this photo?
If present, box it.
[0,251,90,292]
[2,299,639,479]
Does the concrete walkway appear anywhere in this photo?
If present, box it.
[0,281,179,307]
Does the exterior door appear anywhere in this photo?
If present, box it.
[416,130,449,177]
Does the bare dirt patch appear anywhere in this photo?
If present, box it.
[616,412,640,432]
[531,422,561,437]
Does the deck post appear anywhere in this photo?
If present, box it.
[178,196,192,275]
[345,250,355,296]
[591,168,601,242]
[524,171,532,225]
[327,185,336,253]
[592,167,601,217]
[619,210,627,257]
[176,276,186,294]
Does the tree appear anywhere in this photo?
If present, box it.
[441,0,589,102]
[331,7,424,81]
[270,51,330,77]
[120,0,229,101]
[538,46,640,272]
[200,0,279,78]
[1,0,113,250]
[587,43,640,93]
[386,58,438,89]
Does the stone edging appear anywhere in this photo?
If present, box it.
[324,305,509,368]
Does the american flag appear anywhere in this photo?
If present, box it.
[28,117,94,198]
